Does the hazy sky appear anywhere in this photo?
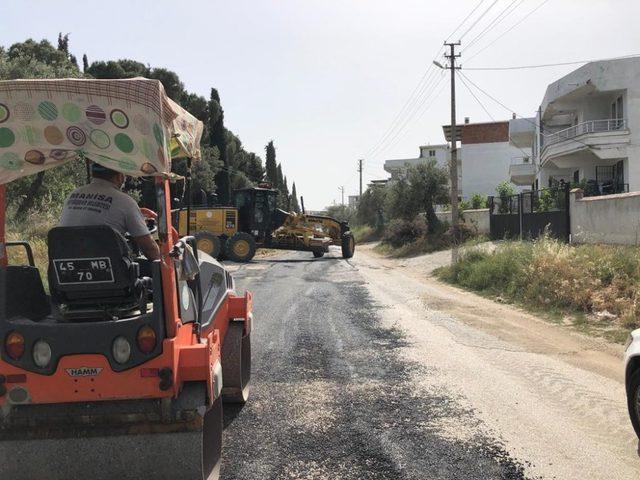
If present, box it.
[2,0,640,208]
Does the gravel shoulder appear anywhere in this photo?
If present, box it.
[355,243,640,479]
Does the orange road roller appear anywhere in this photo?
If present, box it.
[0,78,253,479]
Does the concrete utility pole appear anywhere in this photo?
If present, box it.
[358,159,363,200]
[436,41,462,264]
[339,186,345,206]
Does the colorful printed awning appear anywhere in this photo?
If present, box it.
[0,78,203,185]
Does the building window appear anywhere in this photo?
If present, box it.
[573,170,579,183]
[611,95,624,128]
[429,149,436,157]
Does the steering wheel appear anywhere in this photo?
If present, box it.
[140,208,180,244]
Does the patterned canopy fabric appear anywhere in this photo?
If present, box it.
[0,78,203,185]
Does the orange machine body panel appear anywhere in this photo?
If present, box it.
[0,178,252,409]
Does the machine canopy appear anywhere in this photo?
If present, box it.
[0,78,203,185]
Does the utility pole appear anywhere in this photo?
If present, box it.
[358,159,363,200]
[436,41,462,264]
[339,186,345,206]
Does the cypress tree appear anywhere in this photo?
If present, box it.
[290,182,301,213]
[209,88,230,204]
[283,176,290,210]
[276,164,284,191]
[265,141,277,186]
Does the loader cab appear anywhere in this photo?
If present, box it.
[233,187,280,241]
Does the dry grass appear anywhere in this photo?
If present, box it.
[352,225,382,244]
[6,212,55,290]
[435,237,640,340]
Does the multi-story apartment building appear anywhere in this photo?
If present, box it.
[510,57,640,195]
[382,118,524,199]
[383,143,451,179]
[443,118,525,198]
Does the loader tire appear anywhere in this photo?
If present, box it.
[341,232,355,259]
[225,232,256,262]
[313,250,325,258]
[222,321,251,404]
[195,231,221,258]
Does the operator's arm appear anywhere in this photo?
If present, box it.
[123,197,161,261]
[134,234,161,260]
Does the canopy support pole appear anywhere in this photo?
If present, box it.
[0,185,6,267]
[156,176,179,338]
[186,158,192,236]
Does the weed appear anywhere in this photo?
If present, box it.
[435,237,640,341]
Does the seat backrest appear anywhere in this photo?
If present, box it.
[48,226,137,304]
[0,266,51,321]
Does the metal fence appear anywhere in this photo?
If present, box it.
[488,185,570,241]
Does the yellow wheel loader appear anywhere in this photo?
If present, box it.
[175,187,355,262]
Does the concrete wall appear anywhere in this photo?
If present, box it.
[570,189,640,245]
[436,208,490,235]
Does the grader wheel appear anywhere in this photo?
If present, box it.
[341,233,355,259]
[225,232,256,263]
[195,231,222,258]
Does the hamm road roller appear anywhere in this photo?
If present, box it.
[0,78,252,479]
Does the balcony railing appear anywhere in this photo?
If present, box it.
[543,118,628,147]
[581,181,629,197]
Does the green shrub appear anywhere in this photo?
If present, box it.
[470,193,488,210]
[382,217,427,248]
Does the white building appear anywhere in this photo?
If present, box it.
[511,57,640,195]
[383,143,451,179]
[443,119,525,199]
[347,195,359,208]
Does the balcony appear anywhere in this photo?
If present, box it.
[541,118,630,167]
[509,157,536,185]
[544,119,627,146]
[509,117,536,149]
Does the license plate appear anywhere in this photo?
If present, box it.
[53,257,115,285]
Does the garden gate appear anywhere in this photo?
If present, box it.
[488,185,570,241]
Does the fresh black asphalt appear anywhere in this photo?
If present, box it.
[220,251,532,480]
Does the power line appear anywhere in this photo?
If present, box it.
[458,71,535,124]
[446,0,486,41]
[371,74,447,160]
[363,49,443,159]
[362,0,511,165]
[456,71,537,158]
[464,0,552,62]
[362,0,506,161]
[456,70,495,121]
[373,77,448,160]
[464,0,526,50]
[365,61,443,159]
[464,53,640,70]
[459,0,500,40]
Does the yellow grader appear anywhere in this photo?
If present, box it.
[175,187,355,262]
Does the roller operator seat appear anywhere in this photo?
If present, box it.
[47,225,150,319]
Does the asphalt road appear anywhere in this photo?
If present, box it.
[220,250,532,480]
